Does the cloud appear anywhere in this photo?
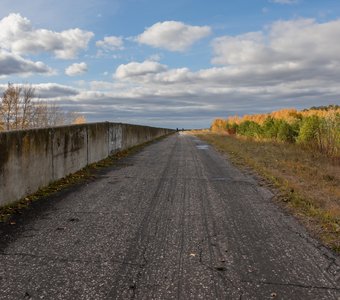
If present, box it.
[0,82,79,99]
[262,7,270,14]
[212,18,340,68]
[137,21,211,52]
[65,62,88,76]
[2,16,338,129]
[147,54,162,61]
[270,0,298,4]
[0,50,53,76]
[96,36,124,51]
[33,83,80,98]
[211,32,274,65]
[33,77,338,129]
[0,13,94,59]
[39,16,340,128]
[115,60,167,79]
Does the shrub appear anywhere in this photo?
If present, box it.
[210,106,340,158]
[237,121,263,138]
[276,120,296,143]
[262,117,278,139]
[318,113,340,157]
[297,115,321,144]
[211,118,227,132]
[225,122,238,135]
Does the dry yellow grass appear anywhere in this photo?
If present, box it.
[193,131,340,253]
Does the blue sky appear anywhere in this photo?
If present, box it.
[1,0,340,128]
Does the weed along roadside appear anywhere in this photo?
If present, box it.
[192,130,340,254]
[0,132,173,224]
[211,106,340,160]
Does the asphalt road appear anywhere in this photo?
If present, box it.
[0,133,339,300]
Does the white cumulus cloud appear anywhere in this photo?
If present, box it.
[0,13,94,59]
[0,50,54,76]
[33,83,80,98]
[0,82,80,100]
[211,32,276,65]
[137,21,211,52]
[96,36,124,51]
[115,60,167,79]
[270,0,298,4]
[65,62,88,76]
[110,17,340,113]
[212,18,340,68]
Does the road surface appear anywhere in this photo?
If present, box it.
[0,133,339,299]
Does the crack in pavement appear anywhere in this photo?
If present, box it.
[285,226,340,284]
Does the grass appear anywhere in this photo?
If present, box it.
[0,134,171,223]
[193,131,340,253]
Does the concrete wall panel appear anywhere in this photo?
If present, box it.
[108,124,123,153]
[52,125,88,181]
[87,123,109,164]
[0,129,53,206]
[0,122,173,207]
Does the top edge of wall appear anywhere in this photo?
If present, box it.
[0,122,175,134]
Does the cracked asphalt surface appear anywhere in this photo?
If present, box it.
[0,132,340,299]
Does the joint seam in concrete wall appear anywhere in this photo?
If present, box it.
[107,123,110,156]
[51,128,54,181]
[86,127,89,166]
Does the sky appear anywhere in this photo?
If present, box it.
[1,0,340,129]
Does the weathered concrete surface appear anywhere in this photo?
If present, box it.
[0,129,53,206]
[0,123,173,206]
[52,125,88,181]
[0,133,339,299]
[88,123,109,164]
[108,123,123,153]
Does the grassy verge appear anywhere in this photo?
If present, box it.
[0,134,172,223]
[193,131,340,253]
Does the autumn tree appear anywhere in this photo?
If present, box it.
[0,83,21,130]
[72,115,87,124]
[0,83,86,131]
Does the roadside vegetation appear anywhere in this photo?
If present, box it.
[194,105,340,252]
[0,83,85,131]
[211,105,340,159]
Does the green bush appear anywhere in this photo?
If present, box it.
[317,113,340,156]
[220,108,339,158]
[237,121,263,138]
[276,120,296,143]
[297,116,321,144]
[296,114,340,156]
[262,117,278,139]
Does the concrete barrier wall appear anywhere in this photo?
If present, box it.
[52,125,88,180]
[0,122,174,207]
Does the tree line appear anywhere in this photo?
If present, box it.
[0,83,85,131]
